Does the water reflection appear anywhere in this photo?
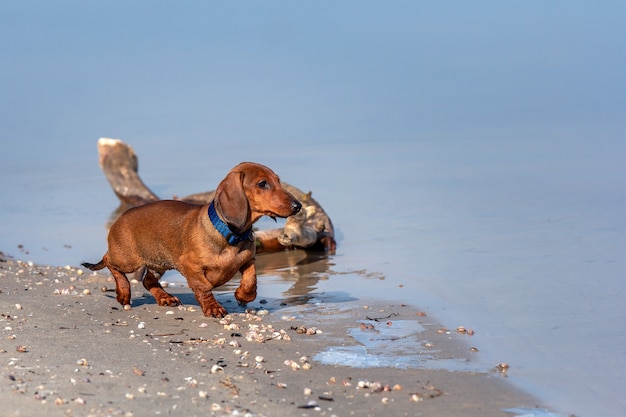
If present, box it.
[255,249,335,305]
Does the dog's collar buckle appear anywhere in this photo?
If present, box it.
[208,200,253,246]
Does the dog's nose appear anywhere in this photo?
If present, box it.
[291,200,302,214]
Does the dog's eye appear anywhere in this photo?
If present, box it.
[257,180,270,189]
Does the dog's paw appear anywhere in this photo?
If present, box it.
[156,294,182,307]
[203,304,228,318]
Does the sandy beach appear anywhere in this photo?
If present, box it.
[0,251,547,417]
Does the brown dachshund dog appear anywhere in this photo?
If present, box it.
[82,162,302,317]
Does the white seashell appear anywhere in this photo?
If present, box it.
[410,393,423,402]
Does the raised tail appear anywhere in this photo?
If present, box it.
[81,259,106,271]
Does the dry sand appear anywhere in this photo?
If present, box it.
[0,251,547,417]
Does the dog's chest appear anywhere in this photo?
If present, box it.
[199,245,254,282]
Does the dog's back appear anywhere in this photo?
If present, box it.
[106,200,204,273]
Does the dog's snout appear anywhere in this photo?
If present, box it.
[291,199,302,215]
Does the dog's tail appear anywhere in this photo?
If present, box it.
[82,259,106,271]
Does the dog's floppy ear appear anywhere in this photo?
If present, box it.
[215,170,249,232]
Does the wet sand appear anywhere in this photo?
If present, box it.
[1,252,546,417]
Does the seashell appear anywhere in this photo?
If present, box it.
[255,355,264,363]
[210,365,224,374]
[410,393,423,402]
[370,381,383,392]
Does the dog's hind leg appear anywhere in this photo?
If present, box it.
[143,269,182,307]
[108,265,132,308]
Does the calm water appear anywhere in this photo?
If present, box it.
[2,3,625,416]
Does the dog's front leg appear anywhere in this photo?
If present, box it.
[235,261,257,306]
[183,270,228,317]
[194,288,227,318]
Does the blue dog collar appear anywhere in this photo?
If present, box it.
[208,200,253,245]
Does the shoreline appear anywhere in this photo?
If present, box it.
[1,252,550,417]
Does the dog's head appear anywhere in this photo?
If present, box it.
[215,162,302,233]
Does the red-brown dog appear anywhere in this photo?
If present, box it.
[83,162,301,317]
